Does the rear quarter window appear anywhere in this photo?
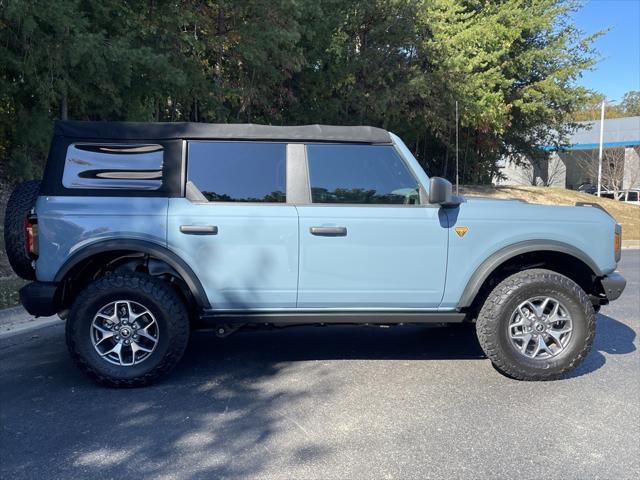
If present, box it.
[187,141,286,203]
[62,144,164,190]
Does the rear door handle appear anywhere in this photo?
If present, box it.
[309,226,347,236]
[180,225,218,235]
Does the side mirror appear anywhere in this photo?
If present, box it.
[428,177,453,205]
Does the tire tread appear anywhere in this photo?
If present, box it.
[4,180,41,280]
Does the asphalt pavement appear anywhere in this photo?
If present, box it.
[1,252,638,480]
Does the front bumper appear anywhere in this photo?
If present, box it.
[19,282,60,317]
[600,272,626,302]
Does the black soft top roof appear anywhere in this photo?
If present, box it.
[54,121,392,144]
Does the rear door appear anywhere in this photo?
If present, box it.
[167,141,298,309]
[296,144,448,309]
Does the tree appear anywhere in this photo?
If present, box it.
[575,147,639,198]
[1,0,601,186]
[620,91,640,117]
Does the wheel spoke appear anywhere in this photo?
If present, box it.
[93,324,113,336]
[132,342,153,354]
[539,297,552,316]
[518,301,535,320]
[95,331,115,346]
[547,327,572,346]
[515,333,532,353]
[96,312,117,324]
[511,319,526,329]
[100,342,123,363]
[137,329,157,342]
[531,335,551,357]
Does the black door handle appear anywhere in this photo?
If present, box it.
[310,226,347,236]
[180,225,218,235]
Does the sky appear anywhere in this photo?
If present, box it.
[571,0,640,103]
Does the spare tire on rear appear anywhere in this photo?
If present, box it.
[4,180,41,280]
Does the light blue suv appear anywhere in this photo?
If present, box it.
[4,121,626,386]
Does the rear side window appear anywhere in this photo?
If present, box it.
[187,141,286,203]
[307,144,419,204]
[62,144,163,190]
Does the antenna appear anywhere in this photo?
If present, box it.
[455,100,459,195]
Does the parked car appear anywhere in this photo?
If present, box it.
[4,121,626,386]
[619,189,640,206]
[577,183,598,195]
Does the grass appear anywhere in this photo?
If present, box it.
[0,277,27,310]
[461,185,640,241]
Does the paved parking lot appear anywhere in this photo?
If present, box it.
[1,252,638,480]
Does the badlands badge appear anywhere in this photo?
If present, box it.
[455,226,469,238]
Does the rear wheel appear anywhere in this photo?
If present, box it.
[66,273,190,387]
[476,269,595,380]
[4,180,40,280]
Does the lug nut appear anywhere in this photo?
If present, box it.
[133,334,138,339]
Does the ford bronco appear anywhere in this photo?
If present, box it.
[4,121,626,386]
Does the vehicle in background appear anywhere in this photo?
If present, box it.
[619,189,640,205]
[577,183,598,195]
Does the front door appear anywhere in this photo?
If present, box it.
[297,143,448,309]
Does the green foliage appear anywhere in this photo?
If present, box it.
[620,91,640,117]
[0,0,611,184]
[569,90,640,121]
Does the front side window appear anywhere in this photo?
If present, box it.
[187,141,286,203]
[307,144,420,204]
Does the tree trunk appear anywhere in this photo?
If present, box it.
[60,93,68,120]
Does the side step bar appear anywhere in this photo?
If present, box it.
[200,311,466,325]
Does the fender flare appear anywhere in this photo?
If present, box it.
[54,239,211,309]
[456,240,603,309]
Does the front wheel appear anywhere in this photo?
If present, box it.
[66,273,190,387]
[476,269,595,381]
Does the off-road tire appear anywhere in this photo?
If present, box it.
[3,180,41,280]
[66,273,190,387]
[476,268,595,381]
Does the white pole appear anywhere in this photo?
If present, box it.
[455,101,459,195]
[597,100,605,197]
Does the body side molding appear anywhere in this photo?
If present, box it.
[54,239,211,309]
[200,310,466,324]
[456,240,603,309]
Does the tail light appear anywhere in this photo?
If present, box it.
[24,215,38,258]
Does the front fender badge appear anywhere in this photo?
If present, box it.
[455,226,469,238]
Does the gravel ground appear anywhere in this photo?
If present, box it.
[0,251,638,480]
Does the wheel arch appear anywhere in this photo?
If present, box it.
[457,240,603,310]
[54,239,211,310]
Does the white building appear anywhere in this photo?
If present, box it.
[499,116,640,190]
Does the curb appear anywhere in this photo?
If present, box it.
[0,305,60,338]
[622,240,640,250]
[0,306,26,321]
